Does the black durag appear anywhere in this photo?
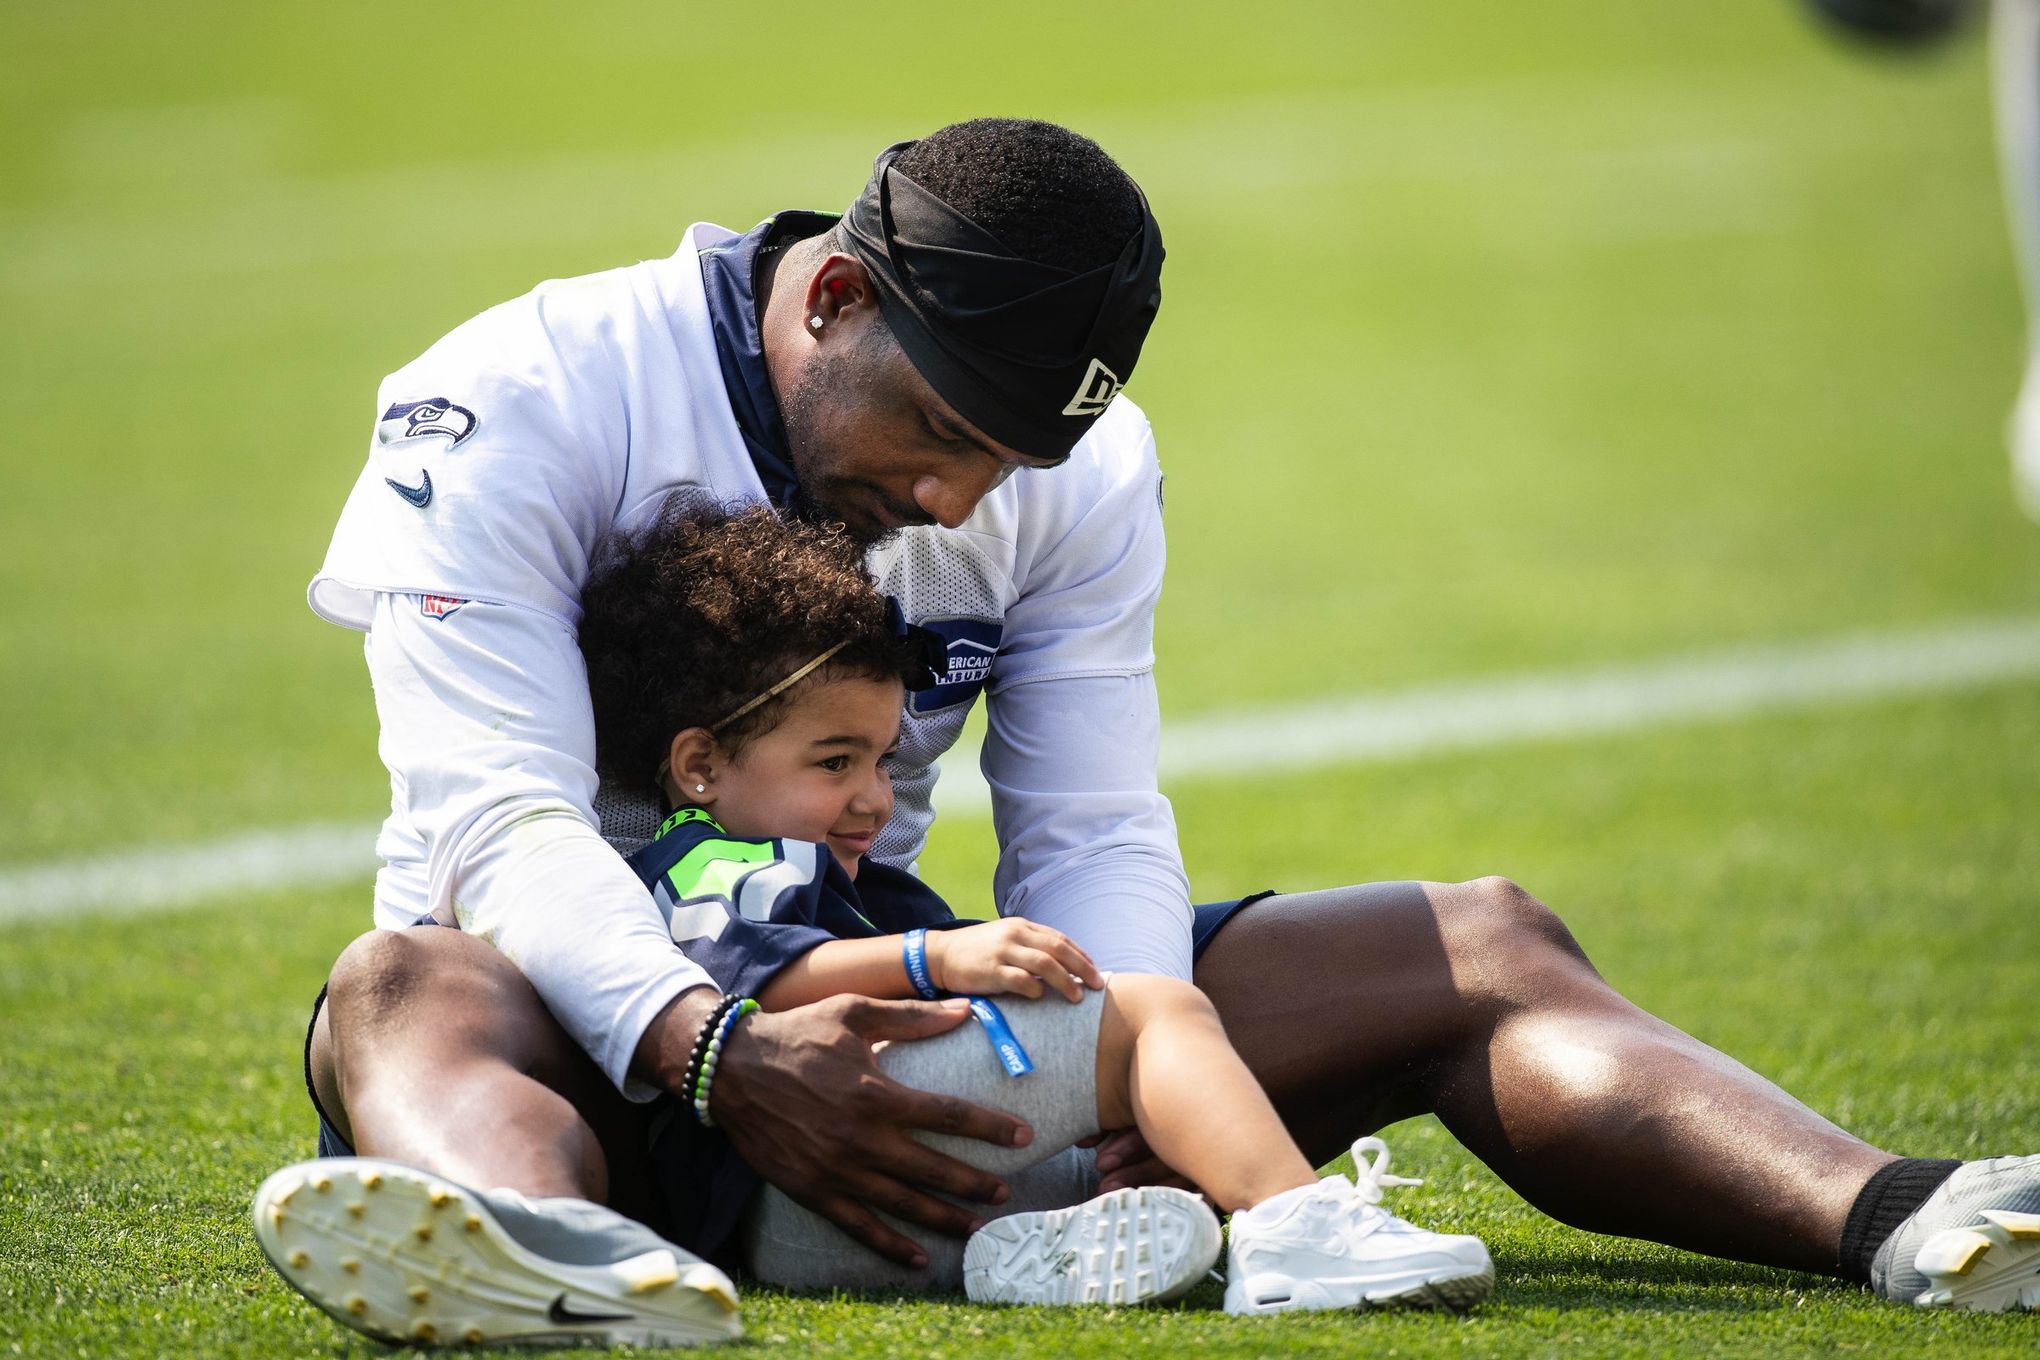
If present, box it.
[838,141,1165,461]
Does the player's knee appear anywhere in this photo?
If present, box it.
[325,928,425,1025]
[324,926,504,1031]
[1439,876,1587,971]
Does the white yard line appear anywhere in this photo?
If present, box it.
[4,616,2038,924]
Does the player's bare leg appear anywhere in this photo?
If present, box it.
[1188,877,1895,1276]
[271,929,752,1347]
[307,925,655,1217]
[289,935,743,1346]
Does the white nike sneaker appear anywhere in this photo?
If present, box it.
[252,1157,742,1347]
[963,1185,1224,1307]
[1224,1137,1493,1315]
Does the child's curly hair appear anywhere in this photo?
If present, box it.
[580,500,927,791]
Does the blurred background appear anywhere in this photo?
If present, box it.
[3,0,2035,874]
[4,3,2038,1352]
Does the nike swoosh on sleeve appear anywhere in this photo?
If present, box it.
[384,470,433,507]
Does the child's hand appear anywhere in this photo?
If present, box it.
[925,919,1104,1003]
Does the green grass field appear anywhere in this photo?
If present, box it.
[3,2,2037,1355]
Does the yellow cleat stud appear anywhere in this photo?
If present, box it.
[464,1214,483,1234]
[464,1326,485,1343]
[267,1205,285,1230]
[359,1171,383,1191]
[344,1294,367,1316]
[413,1223,434,1242]
[1918,1228,1994,1277]
[310,1175,332,1194]
[340,1257,360,1274]
[428,1185,452,1207]
[412,1321,438,1342]
[617,1249,681,1294]
[345,1201,364,1218]
[678,1263,741,1314]
[273,1181,300,1206]
[408,1286,430,1304]
[1982,1209,2040,1241]
[286,1250,309,1269]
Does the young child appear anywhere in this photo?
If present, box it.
[577,501,1494,1315]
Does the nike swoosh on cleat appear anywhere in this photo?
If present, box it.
[546,1293,633,1325]
[384,470,432,507]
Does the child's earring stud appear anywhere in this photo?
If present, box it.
[808,315,824,331]
[695,784,707,794]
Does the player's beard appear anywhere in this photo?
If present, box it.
[780,341,898,549]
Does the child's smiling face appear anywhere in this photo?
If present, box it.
[675,673,905,878]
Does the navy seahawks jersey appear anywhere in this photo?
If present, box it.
[620,807,964,1257]
[624,808,964,1003]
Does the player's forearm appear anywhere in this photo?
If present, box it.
[1019,872,1193,979]
[627,982,728,1093]
[365,592,710,1096]
[757,937,916,1010]
[455,805,714,1095]
[983,669,1193,976]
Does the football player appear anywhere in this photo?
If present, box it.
[264,118,2039,1345]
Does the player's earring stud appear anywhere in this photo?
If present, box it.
[808,315,824,331]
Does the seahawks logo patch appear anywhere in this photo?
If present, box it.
[377,397,477,449]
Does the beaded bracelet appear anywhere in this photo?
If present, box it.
[902,928,941,1000]
[690,997,760,1129]
[678,994,743,1121]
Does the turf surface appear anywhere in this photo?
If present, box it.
[2,1,2036,1355]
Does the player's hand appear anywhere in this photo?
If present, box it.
[1086,1127,1202,1198]
[925,918,1103,1002]
[706,993,1035,1267]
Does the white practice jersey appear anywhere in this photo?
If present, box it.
[311,224,1192,1095]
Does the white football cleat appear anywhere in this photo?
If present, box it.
[252,1157,742,1347]
[1912,1210,2040,1312]
[1872,1154,2040,1312]
[963,1185,1223,1307]
[1224,1137,1493,1315]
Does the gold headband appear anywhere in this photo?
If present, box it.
[652,640,856,788]
[712,640,853,732]
[652,648,860,791]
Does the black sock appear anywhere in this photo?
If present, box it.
[1837,1157,1964,1281]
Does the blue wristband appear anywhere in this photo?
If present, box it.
[966,996,1034,1078]
[903,928,941,999]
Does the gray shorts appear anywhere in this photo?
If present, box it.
[739,987,1106,1292]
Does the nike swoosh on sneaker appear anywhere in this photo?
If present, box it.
[385,470,432,507]
[546,1293,633,1325]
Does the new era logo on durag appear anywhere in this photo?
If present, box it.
[1062,357,1123,417]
